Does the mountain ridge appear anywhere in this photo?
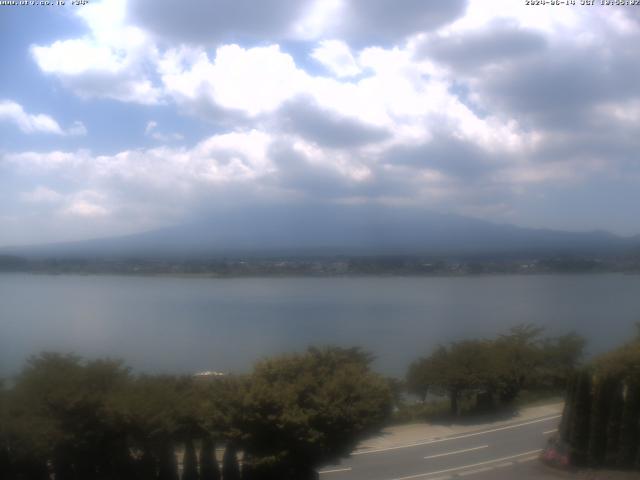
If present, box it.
[2,206,638,259]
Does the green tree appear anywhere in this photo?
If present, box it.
[222,444,240,480]
[238,347,392,479]
[493,324,544,403]
[605,381,624,466]
[540,332,586,390]
[431,341,496,415]
[406,357,434,403]
[0,379,11,480]
[182,438,199,480]
[8,353,132,480]
[199,435,220,480]
[111,374,189,480]
[559,372,576,444]
[559,330,640,470]
[569,369,592,466]
[587,376,615,467]
[618,379,640,468]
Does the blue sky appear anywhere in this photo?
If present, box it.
[1,0,640,246]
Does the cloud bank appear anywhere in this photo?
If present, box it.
[2,0,640,245]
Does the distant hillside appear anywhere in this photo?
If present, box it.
[2,205,638,260]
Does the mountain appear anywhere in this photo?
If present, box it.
[2,205,638,259]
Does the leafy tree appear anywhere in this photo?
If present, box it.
[182,438,199,480]
[8,353,132,480]
[430,341,496,415]
[157,441,179,480]
[587,376,615,467]
[0,379,11,479]
[540,332,586,390]
[618,379,640,468]
[111,374,190,479]
[199,435,220,480]
[238,347,392,479]
[594,333,640,467]
[605,381,624,466]
[222,444,240,480]
[406,325,586,420]
[569,369,592,466]
[559,372,576,444]
[492,324,544,403]
[558,330,640,470]
[406,357,435,402]
[194,375,247,443]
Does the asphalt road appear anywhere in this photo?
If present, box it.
[317,414,561,480]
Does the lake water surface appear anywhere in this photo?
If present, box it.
[1,273,639,377]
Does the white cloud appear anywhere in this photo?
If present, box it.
[144,120,183,142]
[20,186,64,204]
[2,121,567,229]
[0,100,86,136]
[7,130,274,186]
[443,0,581,36]
[160,44,307,116]
[30,0,162,105]
[64,195,110,218]
[129,0,466,46]
[157,41,526,156]
[144,121,158,135]
[292,0,343,40]
[68,121,88,136]
[8,0,640,240]
[0,100,63,135]
[311,40,361,77]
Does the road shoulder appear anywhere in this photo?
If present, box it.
[354,402,564,454]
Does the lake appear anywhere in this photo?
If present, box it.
[1,273,639,377]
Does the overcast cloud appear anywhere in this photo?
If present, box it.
[1,0,640,246]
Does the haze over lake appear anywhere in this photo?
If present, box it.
[1,273,639,377]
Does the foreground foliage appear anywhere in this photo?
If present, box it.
[557,326,640,469]
[406,325,585,415]
[0,347,392,480]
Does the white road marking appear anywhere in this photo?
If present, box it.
[516,454,541,463]
[318,467,352,474]
[458,466,494,476]
[458,454,539,477]
[387,449,542,480]
[423,445,488,460]
[543,429,557,435]
[352,415,561,456]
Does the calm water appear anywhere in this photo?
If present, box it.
[1,273,639,377]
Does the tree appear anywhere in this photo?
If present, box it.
[618,379,640,468]
[0,379,11,480]
[587,376,615,467]
[605,381,625,466]
[8,353,132,480]
[569,369,592,466]
[540,332,586,390]
[199,435,220,480]
[157,441,179,480]
[557,329,640,470]
[559,372,576,444]
[406,358,434,403]
[431,341,497,415]
[182,438,199,480]
[222,444,240,480]
[493,324,544,403]
[111,374,189,480]
[238,347,392,479]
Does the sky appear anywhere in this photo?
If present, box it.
[1,0,640,247]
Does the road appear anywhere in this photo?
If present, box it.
[317,414,561,480]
